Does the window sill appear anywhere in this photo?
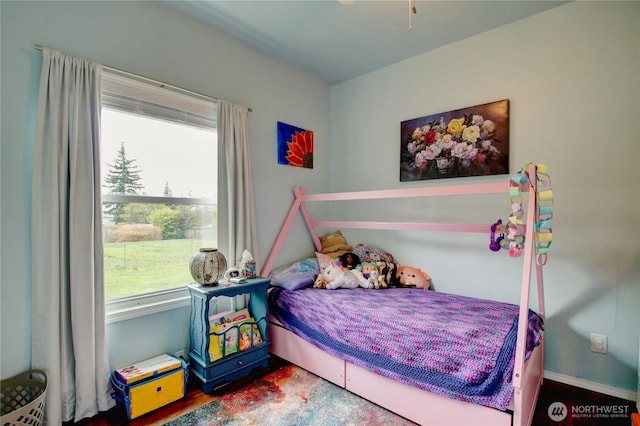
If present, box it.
[106,287,191,324]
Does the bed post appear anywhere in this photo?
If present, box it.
[536,260,546,384]
[512,163,542,426]
[260,186,305,277]
[296,190,323,253]
[260,186,324,277]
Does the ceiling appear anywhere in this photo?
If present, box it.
[163,0,568,85]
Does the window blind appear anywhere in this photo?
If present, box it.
[101,70,216,129]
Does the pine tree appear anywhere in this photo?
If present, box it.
[104,142,144,223]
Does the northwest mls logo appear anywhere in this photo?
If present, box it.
[548,401,568,422]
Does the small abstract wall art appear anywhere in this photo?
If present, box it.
[277,121,314,169]
[400,99,509,182]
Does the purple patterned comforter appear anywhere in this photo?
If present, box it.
[268,287,543,410]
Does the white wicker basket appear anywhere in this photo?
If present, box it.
[0,369,47,426]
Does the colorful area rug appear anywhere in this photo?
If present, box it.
[165,364,417,425]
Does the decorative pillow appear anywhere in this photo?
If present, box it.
[315,252,332,266]
[352,243,395,264]
[268,258,319,291]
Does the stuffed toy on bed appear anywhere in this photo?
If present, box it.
[396,265,432,290]
[360,262,378,277]
[316,253,373,290]
[313,252,332,288]
[376,260,400,288]
[313,273,329,289]
[319,230,353,259]
[337,252,362,271]
[352,243,395,264]
[366,268,387,289]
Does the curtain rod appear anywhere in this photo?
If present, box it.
[34,44,252,112]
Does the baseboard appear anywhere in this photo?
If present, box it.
[544,370,637,402]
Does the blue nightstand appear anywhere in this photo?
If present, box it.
[187,278,270,392]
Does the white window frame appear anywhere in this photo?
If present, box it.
[101,70,217,323]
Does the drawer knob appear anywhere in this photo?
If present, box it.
[238,360,243,366]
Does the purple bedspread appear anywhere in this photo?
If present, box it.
[268,287,543,410]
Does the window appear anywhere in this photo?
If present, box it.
[101,71,217,321]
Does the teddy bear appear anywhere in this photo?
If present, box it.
[319,230,353,259]
[395,265,431,290]
[319,257,373,290]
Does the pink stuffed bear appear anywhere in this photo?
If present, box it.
[396,265,431,290]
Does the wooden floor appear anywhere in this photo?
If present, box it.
[71,357,289,426]
[72,357,637,426]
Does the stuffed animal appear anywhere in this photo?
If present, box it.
[313,252,332,288]
[338,252,362,271]
[313,273,329,289]
[320,230,353,259]
[352,243,395,264]
[396,265,431,289]
[360,262,378,278]
[321,258,374,290]
[367,268,387,289]
[376,260,400,287]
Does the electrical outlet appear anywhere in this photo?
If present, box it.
[174,350,186,360]
[590,333,607,354]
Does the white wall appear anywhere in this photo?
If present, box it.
[329,1,639,395]
[0,0,330,376]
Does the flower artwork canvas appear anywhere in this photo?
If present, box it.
[400,99,509,182]
[277,121,314,169]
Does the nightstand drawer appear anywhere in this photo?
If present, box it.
[194,344,268,379]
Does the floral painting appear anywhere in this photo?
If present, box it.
[400,99,509,181]
[277,121,314,169]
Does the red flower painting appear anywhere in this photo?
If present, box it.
[278,121,313,169]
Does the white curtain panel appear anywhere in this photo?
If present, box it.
[31,48,114,424]
[217,100,258,267]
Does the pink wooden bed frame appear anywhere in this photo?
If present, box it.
[261,164,546,426]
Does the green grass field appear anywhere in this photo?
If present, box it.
[104,239,216,299]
